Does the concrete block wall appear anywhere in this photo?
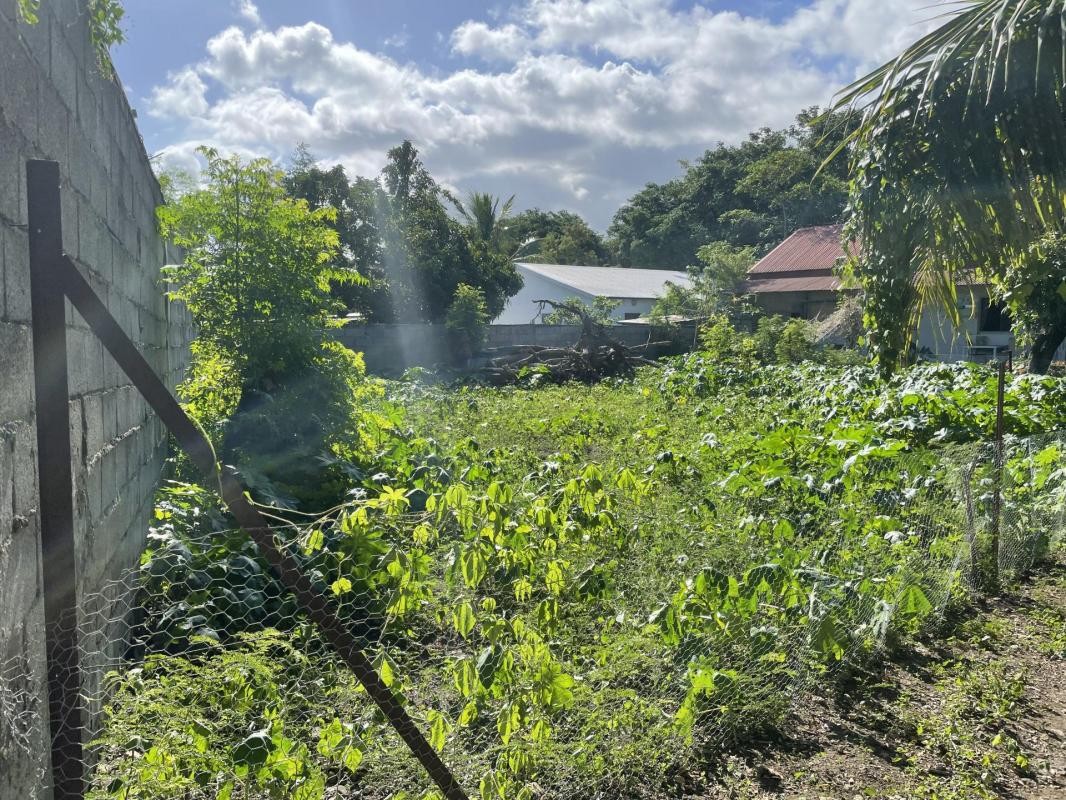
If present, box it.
[0,1,194,797]
[333,323,696,376]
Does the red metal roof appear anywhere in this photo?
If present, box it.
[744,276,841,293]
[748,224,857,275]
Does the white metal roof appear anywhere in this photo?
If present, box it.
[516,262,691,299]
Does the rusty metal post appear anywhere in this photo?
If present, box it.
[27,160,85,800]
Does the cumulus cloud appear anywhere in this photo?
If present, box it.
[148,67,209,118]
[235,0,262,27]
[451,21,532,61]
[145,0,949,228]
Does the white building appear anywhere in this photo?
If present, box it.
[495,262,691,324]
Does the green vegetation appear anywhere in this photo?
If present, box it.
[836,0,1066,372]
[541,295,620,325]
[608,108,853,268]
[158,148,374,506]
[445,284,491,361]
[650,242,756,321]
[285,142,522,324]
[88,342,1066,798]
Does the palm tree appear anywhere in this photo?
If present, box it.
[454,192,515,250]
[831,0,1066,372]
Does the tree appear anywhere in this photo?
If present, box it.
[454,192,515,251]
[649,242,755,320]
[158,148,368,502]
[542,296,620,325]
[379,141,522,322]
[285,142,522,323]
[285,147,392,321]
[158,147,356,393]
[607,110,854,267]
[503,209,610,265]
[834,0,1066,372]
[445,284,490,361]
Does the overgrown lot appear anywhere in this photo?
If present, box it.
[88,357,1066,800]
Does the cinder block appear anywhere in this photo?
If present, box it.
[0,426,14,560]
[59,173,79,262]
[0,120,23,225]
[67,129,93,203]
[2,225,30,324]
[81,391,103,461]
[11,421,37,527]
[0,18,38,141]
[49,22,76,113]
[0,323,33,421]
[35,82,70,166]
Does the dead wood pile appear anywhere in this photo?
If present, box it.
[477,299,665,385]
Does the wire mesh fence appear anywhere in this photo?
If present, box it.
[1,430,1064,800]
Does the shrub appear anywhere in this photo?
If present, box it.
[774,318,817,364]
[445,283,490,361]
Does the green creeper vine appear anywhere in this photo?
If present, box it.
[17,0,125,73]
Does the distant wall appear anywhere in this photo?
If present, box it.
[333,323,696,376]
[0,1,194,795]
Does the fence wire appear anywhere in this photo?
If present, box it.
[1,431,1064,800]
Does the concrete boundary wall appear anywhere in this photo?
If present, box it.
[0,1,194,796]
[333,323,697,376]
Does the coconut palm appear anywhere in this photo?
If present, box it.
[831,0,1066,372]
[454,192,515,250]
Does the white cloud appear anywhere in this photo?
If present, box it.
[384,26,411,50]
[451,21,532,61]
[145,0,951,228]
[148,67,209,118]
[235,0,262,28]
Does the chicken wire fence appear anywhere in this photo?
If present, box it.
[1,431,1065,800]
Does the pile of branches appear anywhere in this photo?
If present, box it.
[476,299,664,385]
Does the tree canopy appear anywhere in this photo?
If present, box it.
[608,108,854,268]
[286,142,522,324]
[504,209,611,266]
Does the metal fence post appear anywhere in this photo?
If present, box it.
[27,160,85,800]
[991,357,1007,589]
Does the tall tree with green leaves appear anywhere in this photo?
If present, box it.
[834,0,1066,372]
[501,209,610,265]
[650,242,756,320]
[378,141,522,322]
[160,148,369,504]
[454,192,515,250]
[285,147,392,321]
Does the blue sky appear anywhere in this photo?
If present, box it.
[113,0,942,230]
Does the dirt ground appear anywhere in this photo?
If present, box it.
[695,558,1066,800]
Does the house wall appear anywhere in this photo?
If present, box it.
[0,2,193,796]
[495,269,595,324]
[916,287,1013,361]
[753,291,838,320]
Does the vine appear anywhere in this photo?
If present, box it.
[16,0,125,74]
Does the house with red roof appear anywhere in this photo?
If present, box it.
[744,224,1015,361]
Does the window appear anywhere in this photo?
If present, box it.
[624,312,641,320]
[979,298,1011,333]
